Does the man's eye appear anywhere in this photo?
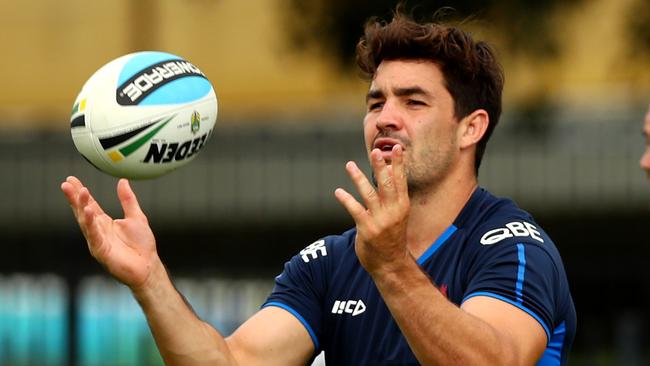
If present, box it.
[368,102,384,111]
[407,99,425,106]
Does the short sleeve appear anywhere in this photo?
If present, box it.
[462,240,558,340]
[262,239,330,352]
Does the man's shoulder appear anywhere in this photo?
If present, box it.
[468,188,533,222]
[295,228,357,264]
[318,227,357,252]
[461,188,554,250]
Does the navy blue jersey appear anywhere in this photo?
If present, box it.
[263,187,576,365]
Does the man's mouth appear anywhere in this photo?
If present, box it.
[372,137,406,163]
[373,137,404,153]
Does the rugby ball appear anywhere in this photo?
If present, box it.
[70,51,217,179]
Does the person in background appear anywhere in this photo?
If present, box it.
[640,105,650,178]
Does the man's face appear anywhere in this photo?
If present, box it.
[640,106,650,179]
[363,60,460,193]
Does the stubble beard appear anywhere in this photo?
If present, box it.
[404,141,456,198]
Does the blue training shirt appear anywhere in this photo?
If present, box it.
[263,187,576,365]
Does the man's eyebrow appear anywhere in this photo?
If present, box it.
[393,86,429,98]
[366,86,430,102]
[366,89,384,102]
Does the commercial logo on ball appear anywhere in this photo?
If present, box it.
[94,114,211,164]
[191,111,200,134]
[117,59,207,106]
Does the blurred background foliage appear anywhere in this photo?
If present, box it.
[283,0,650,135]
[284,0,583,64]
[285,0,650,69]
[0,0,648,130]
[627,0,650,59]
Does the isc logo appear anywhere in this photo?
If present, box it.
[480,221,544,245]
[331,299,366,316]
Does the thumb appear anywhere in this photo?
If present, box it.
[117,179,145,219]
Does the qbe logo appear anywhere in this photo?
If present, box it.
[480,221,544,245]
[300,240,327,263]
[331,299,366,316]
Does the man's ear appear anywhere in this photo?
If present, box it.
[458,109,489,149]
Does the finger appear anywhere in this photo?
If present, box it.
[78,186,106,218]
[334,188,369,224]
[82,205,109,259]
[62,176,104,217]
[71,187,104,242]
[117,179,145,220]
[65,176,84,190]
[345,161,380,211]
[61,176,85,217]
[390,144,408,197]
[370,148,396,199]
[61,181,79,215]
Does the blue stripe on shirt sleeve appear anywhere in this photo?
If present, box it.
[516,243,526,303]
[262,302,320,351]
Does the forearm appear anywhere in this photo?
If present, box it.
[132,258,237,366]
[371,258,517,366]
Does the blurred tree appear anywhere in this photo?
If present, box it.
[282,0,583,70]
[129,0,159,52]
[282,0,586,136]
[627,0,650,59]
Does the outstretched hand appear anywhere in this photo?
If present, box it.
[61,176,159,291]
[335,145,411,275]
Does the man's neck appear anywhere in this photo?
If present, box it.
[405,173,477,259]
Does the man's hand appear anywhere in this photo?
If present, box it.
[334,145,411,275]
[61,176,160,291]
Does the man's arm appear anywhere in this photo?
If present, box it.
[130,258,237,365]
[334,147,546,365]
[61,176,313,366]
[370,256,546,365]
[135,266,314,365]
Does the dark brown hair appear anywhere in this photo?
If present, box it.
[356,12,504,173]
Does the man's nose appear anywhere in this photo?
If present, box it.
[376,102,403,131]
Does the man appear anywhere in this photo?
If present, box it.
[640,105,650,178]
[62,12,575,366]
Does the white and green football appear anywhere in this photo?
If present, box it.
[70,51,217,179]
